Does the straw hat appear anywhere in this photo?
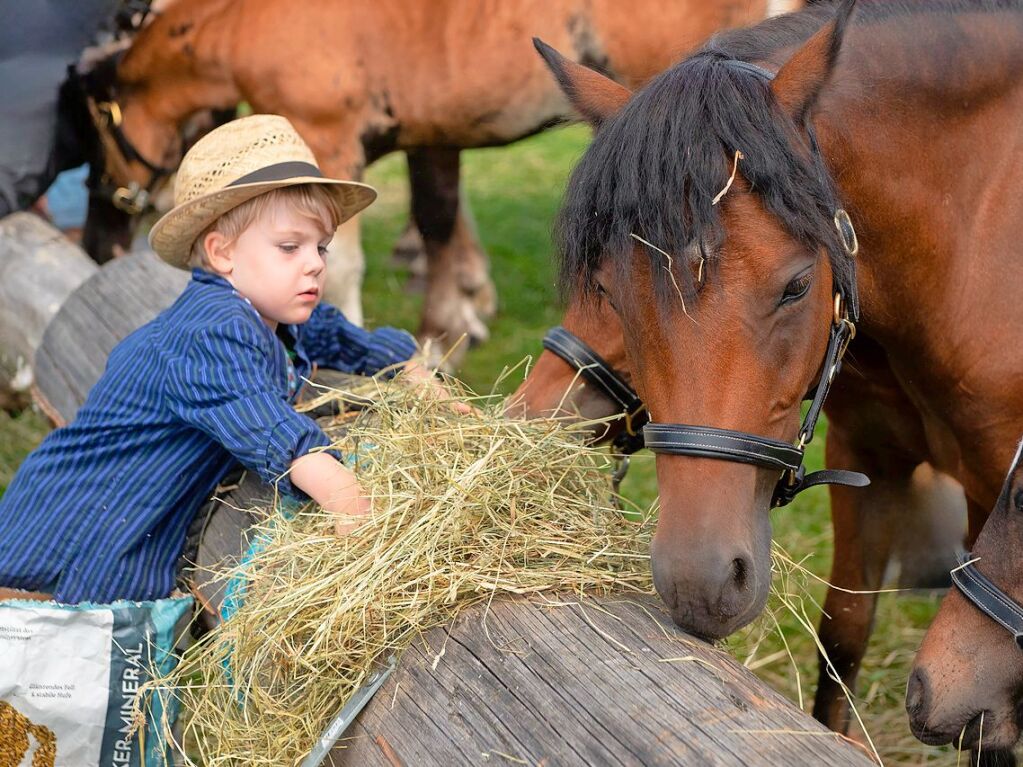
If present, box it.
[149,114,376,268]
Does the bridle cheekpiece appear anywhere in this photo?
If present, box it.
[639,59,869,507]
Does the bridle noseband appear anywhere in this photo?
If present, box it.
[542,327,647,454]
[90,97,180,215]
[952,553,1023,650]
[642,290,867,507]
[637,59,869,508]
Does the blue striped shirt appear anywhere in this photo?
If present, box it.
[0,269,416,604]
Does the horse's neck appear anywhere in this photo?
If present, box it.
[816,7,1023,492]
[821,8,1023,341]
[124,0,240,124]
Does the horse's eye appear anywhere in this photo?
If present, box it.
[780,270,814,305]
[594,281,620,312]
[1014,487,1023,512]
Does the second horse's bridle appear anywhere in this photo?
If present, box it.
[952,553,1023,650]
[89,96,180,215]
[541,326,647,494]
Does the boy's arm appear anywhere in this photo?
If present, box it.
[167,318,341,499]
[290,452,371,535]
[299,303,418,376]
[301,305,474,413]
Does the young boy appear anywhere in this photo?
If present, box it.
[0,115,452,605]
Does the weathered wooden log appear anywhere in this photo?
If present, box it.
[32,247,188,424]
[0,213,97,411]
[189,476,874,766]
[326,594,874,767]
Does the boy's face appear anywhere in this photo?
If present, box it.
[218,205,332,328]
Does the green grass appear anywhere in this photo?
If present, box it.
[0,409,47,494]
[1,125,964,764]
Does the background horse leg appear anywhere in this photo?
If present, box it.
[391,218,425,288]
[408,146,496,367]
[393,152,494,319]
[324,214,366,326]
[813,421,911,733]
[892,463,965,589]
[812,334,965,732]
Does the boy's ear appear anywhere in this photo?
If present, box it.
[203,231,233,275]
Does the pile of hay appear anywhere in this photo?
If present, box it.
[152,374,654,765]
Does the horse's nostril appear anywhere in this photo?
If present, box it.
[905,668,929,718]
[731,557,748,592]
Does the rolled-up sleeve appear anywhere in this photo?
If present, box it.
[300,303,418,377]
[166,318,333,497]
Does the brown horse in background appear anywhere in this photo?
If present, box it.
[77,0,766,363]
[536,0,1023,754]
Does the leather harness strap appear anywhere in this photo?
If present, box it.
[642,314,868,507]
[542,326,647,456]
[952,553,1023,650]
[542,58,871,508]
[635,58,868,508]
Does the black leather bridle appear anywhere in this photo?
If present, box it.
[542,327,647,453]
[541,326,647,493]
[952,552,1023,650]
[90,97,180,215]
[638,59,870,508]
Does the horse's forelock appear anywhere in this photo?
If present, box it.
[555,7,856,314]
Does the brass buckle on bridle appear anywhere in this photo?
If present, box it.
[97,100,123,129]
[111,181,149,215]
[783,431,810,489]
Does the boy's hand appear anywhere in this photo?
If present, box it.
[290,452,371,536]
[403,360,476,415]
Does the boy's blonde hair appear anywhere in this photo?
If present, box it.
[188,184,344,269]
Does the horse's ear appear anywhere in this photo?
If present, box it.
[533,38,631,128]
[771,0,856,124]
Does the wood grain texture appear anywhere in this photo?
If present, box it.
[328,596,875,767]
[32,248,188,424]
[0,213,96,407]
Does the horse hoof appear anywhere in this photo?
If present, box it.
[390,226,424,267]
[403,273,428,295]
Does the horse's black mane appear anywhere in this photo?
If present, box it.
[555,0,1022,311]
[556,2,848,310]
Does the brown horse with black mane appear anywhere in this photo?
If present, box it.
[535,0,1023,755]
[77,0,765,362]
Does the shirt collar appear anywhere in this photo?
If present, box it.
[191,268,234,290]
[192,268,266,322]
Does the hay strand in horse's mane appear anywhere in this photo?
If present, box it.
[629,233,692,319]
[712,150,745,206]
[555,5,854,312]
[139,372,655,764]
